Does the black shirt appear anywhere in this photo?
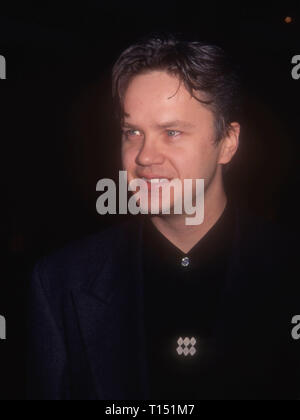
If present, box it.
[142,203,236,399]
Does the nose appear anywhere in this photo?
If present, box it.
[135,137,165,167]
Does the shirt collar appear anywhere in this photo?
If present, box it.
[142,201,236,270]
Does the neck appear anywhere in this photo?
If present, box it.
[150,178,228,254]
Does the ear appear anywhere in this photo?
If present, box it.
[218,122,240,165]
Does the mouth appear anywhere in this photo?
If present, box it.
[141,177,171,185]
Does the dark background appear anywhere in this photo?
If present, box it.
[0,2,300,400]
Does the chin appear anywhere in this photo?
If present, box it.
[136,196,175,216]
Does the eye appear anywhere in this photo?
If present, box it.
[122,129,142,140]
[166,130,181,138]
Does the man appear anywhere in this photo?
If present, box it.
[28,35,300,400]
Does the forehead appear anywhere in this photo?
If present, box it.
[123,70,213,126]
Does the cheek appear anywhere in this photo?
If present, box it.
[174,144,218,179]
[121,145,137,171]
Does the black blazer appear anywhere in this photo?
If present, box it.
[27,209,300,400]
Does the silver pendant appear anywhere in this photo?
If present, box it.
[176,337,197,356]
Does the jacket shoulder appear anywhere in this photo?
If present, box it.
[238,208,296,249]
[235,207,298,288]
[33,219,139,294]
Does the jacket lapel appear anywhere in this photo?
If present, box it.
[72,218,149,400]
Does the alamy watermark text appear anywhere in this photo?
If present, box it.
[0,315,6,340]
[0,55,6,79]
[292,55,300,80]
[96,171,205,226]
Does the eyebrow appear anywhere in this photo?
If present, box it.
[122,115,195,130]
[154,120,195,129]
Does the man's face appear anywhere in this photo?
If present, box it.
[121,70,234,215]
